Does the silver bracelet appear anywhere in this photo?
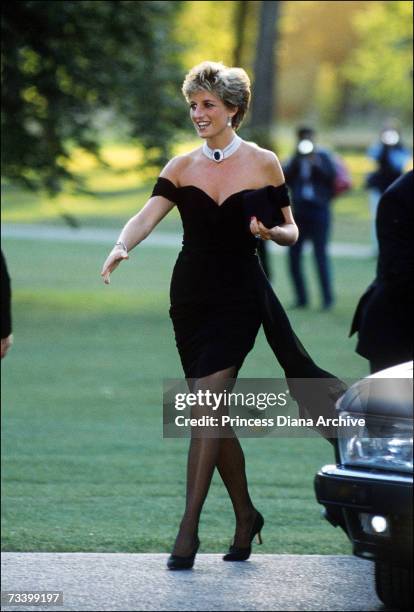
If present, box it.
[114,240,128,252]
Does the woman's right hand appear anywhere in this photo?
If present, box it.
[101,246,129,284]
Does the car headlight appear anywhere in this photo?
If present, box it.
[338,411,413,473]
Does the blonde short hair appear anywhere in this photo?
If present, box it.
[182,61,251,130]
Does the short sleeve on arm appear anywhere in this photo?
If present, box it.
[243,183,291,229]
[267,183,291,208]
[151,177,178,204]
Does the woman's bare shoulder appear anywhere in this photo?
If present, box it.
[242,142,284,185]
[243,141,279,162]
[159,148,202,186]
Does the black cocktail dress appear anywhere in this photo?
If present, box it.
[151,177,346,435]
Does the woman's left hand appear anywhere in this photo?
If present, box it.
[250,216,281,242]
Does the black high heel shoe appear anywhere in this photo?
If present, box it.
[223,511,264,562]
[167,537,200,570]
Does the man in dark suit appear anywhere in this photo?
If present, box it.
[350,170,413,373]
[284,126,337,310]
[1,250,13,359]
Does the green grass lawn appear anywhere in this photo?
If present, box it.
[1,233,374,555]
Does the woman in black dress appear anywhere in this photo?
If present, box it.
[101,61,345,570]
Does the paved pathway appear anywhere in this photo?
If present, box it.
[1,224,373,258]
[1,553,385,611]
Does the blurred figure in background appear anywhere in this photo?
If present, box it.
[350,170,413,374]
[283,126,337,310]
[1,250,13,359]
[365,124,410,255]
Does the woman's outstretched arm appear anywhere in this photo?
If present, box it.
[100,194,174,284]
[101,158,181,284]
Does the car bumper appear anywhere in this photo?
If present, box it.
[315,465,413,565]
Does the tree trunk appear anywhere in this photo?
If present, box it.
[233,1,249,66]
[249,0,280,150]
[248,1,280,282]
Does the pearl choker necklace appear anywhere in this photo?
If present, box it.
[202,134,242,163]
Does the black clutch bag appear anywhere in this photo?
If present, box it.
[243,184,290,230]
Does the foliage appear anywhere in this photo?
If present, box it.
[314,63,343,126]
[1,0,187,194]
[279,1,373,123]
[3,0,411,196]
[176,1,412,126]
[343,1,413,119]
[172,0,241,70]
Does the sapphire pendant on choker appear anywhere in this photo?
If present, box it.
[213,149,224,162]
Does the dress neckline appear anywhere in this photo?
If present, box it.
[158,176,259,208]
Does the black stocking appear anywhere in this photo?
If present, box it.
[216,435,257,548]
[172,365,256,555]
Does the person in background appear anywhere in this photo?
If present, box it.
[283,126,336,310]
[1,250,13,359]
[365,124,410,255]
[350,170,413,374]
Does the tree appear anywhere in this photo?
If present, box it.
[248,0,280,149]
[245,0,280,282]
[278,0,373,123]
[172,1,236,69]
[343,0,413,120]
[233,1,250,66]
[1,1,187,195]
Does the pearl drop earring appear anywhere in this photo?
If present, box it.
[227,117,232,127]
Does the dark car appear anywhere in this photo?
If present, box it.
[314,362,413,610]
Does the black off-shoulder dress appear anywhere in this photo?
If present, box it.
[151,177,346,434]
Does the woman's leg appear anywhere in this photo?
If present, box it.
[216,435,258,547]
[171,365,238,556]
[311,212,333,309]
